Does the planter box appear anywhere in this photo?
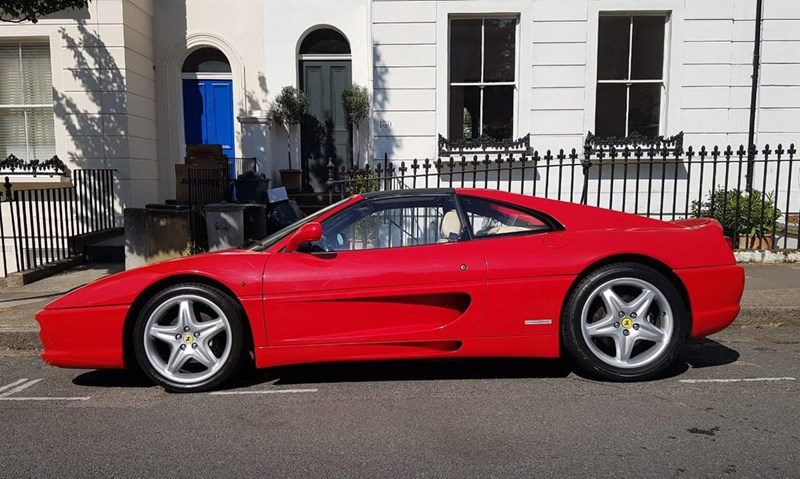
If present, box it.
[738,234,774,250]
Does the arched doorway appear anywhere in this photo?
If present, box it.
[181,47,235,170]
[298,28,352,192]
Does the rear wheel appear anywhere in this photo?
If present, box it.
[561,263,687,381]
[132,283,245,392]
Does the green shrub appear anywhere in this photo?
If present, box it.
[273,86,309,169]
[273,86,308,127]
[691,188,781,239]
[350,170,379,195]
[342,85,370,126]
[342,85,370,166]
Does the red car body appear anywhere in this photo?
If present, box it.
[36,189,744,371]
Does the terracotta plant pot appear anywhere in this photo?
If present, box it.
[738,234,773,250]
[279,169,302,192]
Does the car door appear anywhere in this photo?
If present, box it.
[458,194,571,340]
[262,194,487,346]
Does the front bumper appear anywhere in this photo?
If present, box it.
[676,264,745,338]
[36,304,129,369]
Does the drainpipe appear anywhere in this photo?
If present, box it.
[746,0,764,190]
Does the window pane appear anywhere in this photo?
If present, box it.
[597,16,630,80]
[27,107,56,159]
[182,47,231,73]
[450,19,481,83]
[0,108,27,158]
[484,18,516,82]
[482,86,514,140]
[21,43,52,104]
[628,83,661,137]
[460,196,550,238]
[631,16,665,80]
[595,83,627,138]
[321,196,461,250]
[0,43,23,105]
[0,108,56,160]
[299,28,351,55]
[449,86,481,140]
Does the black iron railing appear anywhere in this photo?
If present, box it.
[326,142,799,251]
[184,167,232,252]
[0,169,117,276]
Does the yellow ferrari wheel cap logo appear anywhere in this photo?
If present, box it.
[621,318,634,329]
[183,334,194,344]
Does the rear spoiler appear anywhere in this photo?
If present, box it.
[671,218,733,250]
[671,218,722,230]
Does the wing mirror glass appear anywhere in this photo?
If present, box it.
[284,222,323,253]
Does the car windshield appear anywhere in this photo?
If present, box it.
[249,197,353,251]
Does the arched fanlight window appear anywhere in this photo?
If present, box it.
[299,28,351,55]
[182,47,231,73]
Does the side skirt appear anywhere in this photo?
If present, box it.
[254,335,560,369]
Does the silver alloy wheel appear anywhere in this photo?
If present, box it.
[580,277,674,369]
[143,294,232,384]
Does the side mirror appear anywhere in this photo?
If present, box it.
[284,222,323,253]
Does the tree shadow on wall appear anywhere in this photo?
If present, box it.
[52,23,125,235]
[236,71,270,181]
[370,47,399,170]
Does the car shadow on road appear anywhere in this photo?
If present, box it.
[569,337,740,382]
[70,338,740,390]
[72,368,153,388]
[679,337,741,369]
[224,357,573,389]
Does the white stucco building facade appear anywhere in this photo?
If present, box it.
[0,0,798,209]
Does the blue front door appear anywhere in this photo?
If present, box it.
[182,79,235,174]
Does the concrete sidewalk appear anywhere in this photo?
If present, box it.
[0,263,798,351]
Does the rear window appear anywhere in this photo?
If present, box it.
[459,195,553,238]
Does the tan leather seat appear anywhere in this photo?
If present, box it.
[483,224,534,235]
[438,210,461,243]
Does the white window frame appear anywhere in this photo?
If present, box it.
[595,12,669,137]
[447,15,520,139]
[0,40,54,161]
[583,0,684,138]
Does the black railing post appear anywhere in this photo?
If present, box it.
[383,152,389,191]
[580,143,592,205]
[326,158,335,204]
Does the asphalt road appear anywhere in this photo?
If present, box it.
[1,326,799,478]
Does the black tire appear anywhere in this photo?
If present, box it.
[561,262,688,381]
[132,283,246,393]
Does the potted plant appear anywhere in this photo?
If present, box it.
[342,84,370,167]
[691,188,781,249]
[348,169,380,249]
[273,86,309,192]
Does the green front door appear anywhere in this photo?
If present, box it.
[300,60,352,192]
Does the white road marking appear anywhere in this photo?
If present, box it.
[0,378,30,394]
[210,388,319,396]
[0,396,89,401]
[0,379,90,401]
[679,377,796,384]
[0,379,42,398]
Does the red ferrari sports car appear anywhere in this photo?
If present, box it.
[37,188,744,392]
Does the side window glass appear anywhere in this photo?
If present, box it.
[460,196,551,238]
[319,195,464,251]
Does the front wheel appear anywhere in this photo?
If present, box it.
[561,263,688,381]
[132,283,245,392]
